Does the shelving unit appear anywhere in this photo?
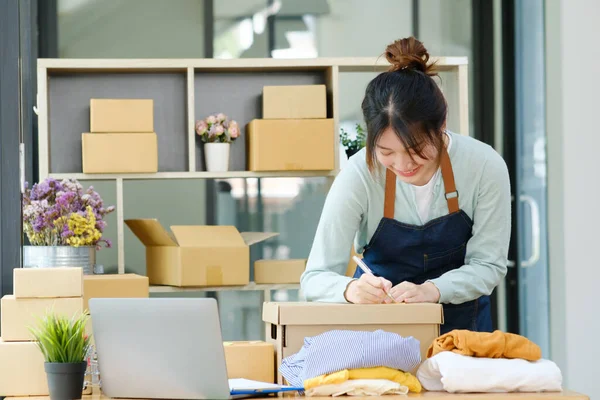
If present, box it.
[36,56,469,294]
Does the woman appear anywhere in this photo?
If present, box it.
[300,37,511,333]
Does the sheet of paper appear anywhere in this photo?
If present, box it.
[228,378,284,391]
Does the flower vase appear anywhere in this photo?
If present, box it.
[204,143,230,172]
[23,245,96,275]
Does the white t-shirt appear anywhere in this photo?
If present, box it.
[412,132,453,224]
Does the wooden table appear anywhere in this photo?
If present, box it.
[5,389,589,400]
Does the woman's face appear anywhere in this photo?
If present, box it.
[375,127,440,186]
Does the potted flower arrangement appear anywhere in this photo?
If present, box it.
[29,310,92,400]
[195,113,240,172]
[340,123,367,159]
[22,178,115,274]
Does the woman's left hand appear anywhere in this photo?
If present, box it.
[390,281,441,303]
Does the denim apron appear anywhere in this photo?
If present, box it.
[353,148,492,334]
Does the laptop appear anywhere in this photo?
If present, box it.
[89,298,297,399]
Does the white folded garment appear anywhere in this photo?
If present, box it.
[305,379,409,397]
[416,351,563,393]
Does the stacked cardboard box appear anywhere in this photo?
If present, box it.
[0,267,85,396]
[246,85,335,171]
[82,99,158,174]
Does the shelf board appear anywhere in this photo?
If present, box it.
[47,170,338,181]
[149,282,300,293]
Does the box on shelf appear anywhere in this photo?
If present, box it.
[82,132,158,174]
[262,302,443,384]
[90,98,154,132]
[124,219,278,287]
[246,119,335,171]
[0,295,84,341]
[0,339,49,396]
[262,85,327,119]
[254,259,306,284]
[83,274,149,310]
[14,267,83,299]
[223,341,275,383]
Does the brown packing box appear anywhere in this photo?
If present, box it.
[14,267,83,298]
[262,85,327,119]
[263,302,443,384]
[0,339,49,396]
[90,98,154,132]
[223,341,275,383]
[0,295,84,341]
[254,259,306,284]
[124,219,278,287]
[82,132,158,174]
[83,273,149,310]
[246,119,335,171]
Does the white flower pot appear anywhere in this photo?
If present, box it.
[204,142,230,172]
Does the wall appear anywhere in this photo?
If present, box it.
[546,0,600,397]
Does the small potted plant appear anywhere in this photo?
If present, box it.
[29,310,92,400]
[340,123,367,159]
[196,113,240,172]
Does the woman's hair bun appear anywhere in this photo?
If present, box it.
[385,36,437,76]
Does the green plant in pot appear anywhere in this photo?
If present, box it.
[29,310,92,400]
[340,123,366,159]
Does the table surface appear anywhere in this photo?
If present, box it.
[5,389,589,400]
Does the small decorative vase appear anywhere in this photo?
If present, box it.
[204,142,230,172]
[23,245,96,275]
[45,361,87,400]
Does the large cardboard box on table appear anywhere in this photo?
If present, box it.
[262,85,327,119]
[83,273,149,310]
[13,267,83,298]
[125,219,278,287]
[0,295,84,341]
[254,259,306,284]
[0,339,49,396]
[263,302,443,384]
[223,341,275,383]
[90,98,154,132]
[82,132,158,174]
[246,119,335,171]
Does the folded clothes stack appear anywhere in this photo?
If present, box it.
[280,330,423,397]
[416,330,563,393]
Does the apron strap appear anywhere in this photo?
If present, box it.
[383,147,459,219]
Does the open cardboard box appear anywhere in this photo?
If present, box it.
[263,302,443,384]
[125,219,278,287]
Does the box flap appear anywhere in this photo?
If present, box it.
[124,219,177,246]
[240,232,279,246]
[170,225,246,247]
[262,302,443,325]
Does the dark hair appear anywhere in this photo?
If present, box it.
[362,36,448,172]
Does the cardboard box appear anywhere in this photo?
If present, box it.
[223,341,275,383]
[246,119,335,171]
[14,267,83,299]
[90,98,153,132]
[124,219,278,287]
[254,259,306,284]
[0,295,84,341]
[82,132,158,174]
[262,85,327,119]
[0,339,49,396]
[263,302,443,384]
[83,274,149,310]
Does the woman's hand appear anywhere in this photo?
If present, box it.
[390,281,441,303]
[344,274,393,304]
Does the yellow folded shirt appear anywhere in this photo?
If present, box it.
[304,367,422,393]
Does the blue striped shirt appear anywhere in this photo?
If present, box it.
[279,330,421,388]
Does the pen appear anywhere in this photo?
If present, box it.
[352,256,397,304]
